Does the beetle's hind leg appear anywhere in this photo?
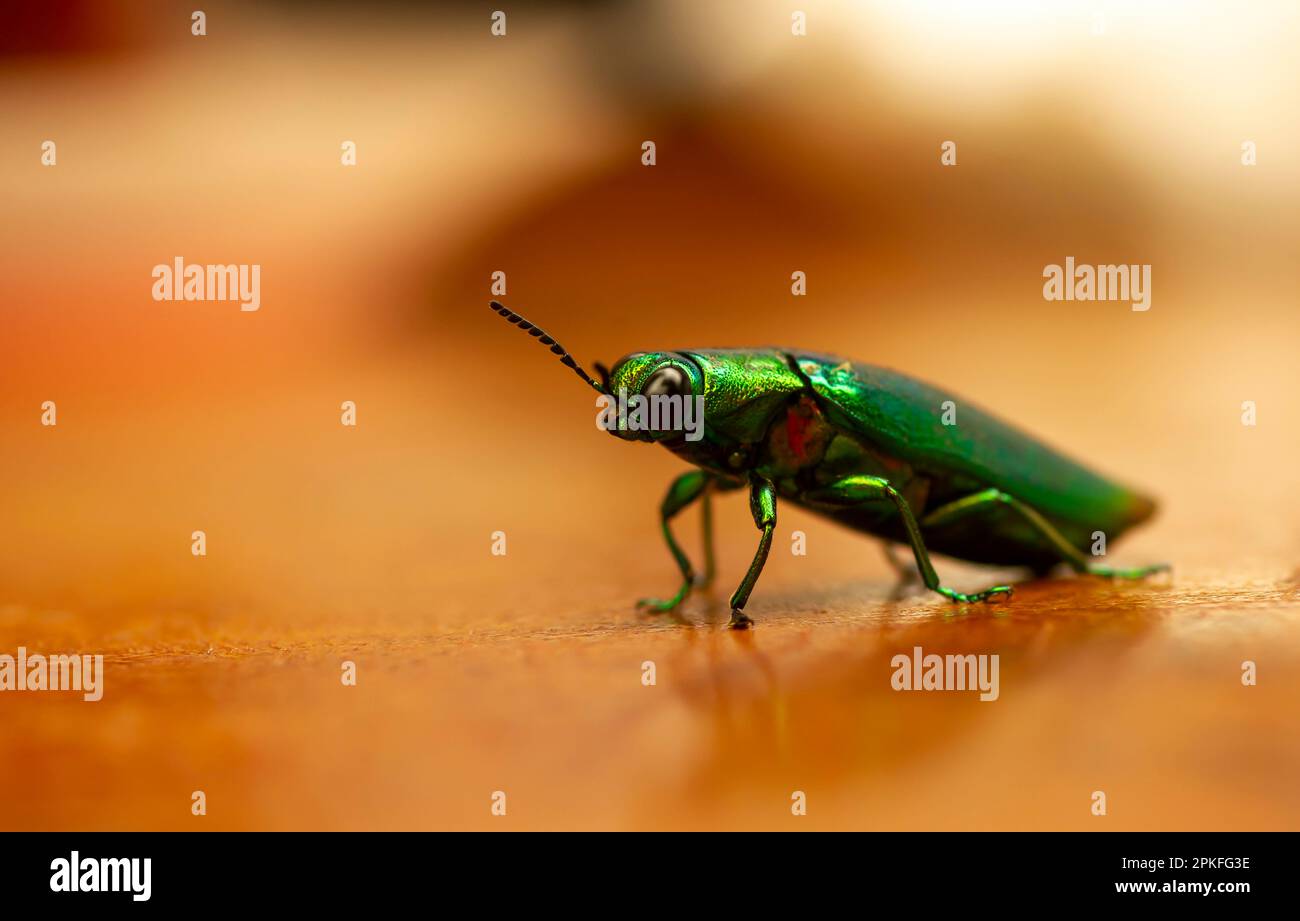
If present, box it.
[804,476,1013,604]
[920,489,1169,580]
[1089,561,1170,579]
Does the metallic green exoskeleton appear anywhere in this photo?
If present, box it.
[489,301,1167,629]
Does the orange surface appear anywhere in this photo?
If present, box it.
[1,1,1298,830]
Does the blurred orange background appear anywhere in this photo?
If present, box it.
[1,0,1298,830]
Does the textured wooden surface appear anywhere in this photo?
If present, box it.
[3,551,1298,830]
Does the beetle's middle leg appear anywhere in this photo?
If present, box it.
[697,480,716,587]
[920,489,1169,579]
[637,471,715,614]
[805,475,1013,604]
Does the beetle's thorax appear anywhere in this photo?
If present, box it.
[765,394,834,475]
[662,391,835,481]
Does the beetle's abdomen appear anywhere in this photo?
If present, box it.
[791,352,1157,542]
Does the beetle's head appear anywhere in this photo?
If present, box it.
[486,301,709,445]
[598,351,705,443]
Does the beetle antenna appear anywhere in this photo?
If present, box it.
[488,301,606,394]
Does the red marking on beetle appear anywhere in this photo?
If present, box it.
[786,405,813,460]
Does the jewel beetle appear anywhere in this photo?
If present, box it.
[488,301,1166,629]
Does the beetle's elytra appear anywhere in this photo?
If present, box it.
[489,301,1166,629]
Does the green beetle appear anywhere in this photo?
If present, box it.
[489,301,1166,629]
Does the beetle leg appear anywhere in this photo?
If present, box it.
[637,471,712,614]
[805,475,1014,604]
[920,489,1169,580]
[697,481,716,587]
[726,473,777,629]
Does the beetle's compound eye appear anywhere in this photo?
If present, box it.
[643,366,688,398]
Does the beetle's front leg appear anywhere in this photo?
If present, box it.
[637,471,712,614]
[727,473,777,629]
[805,475,1013,604]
